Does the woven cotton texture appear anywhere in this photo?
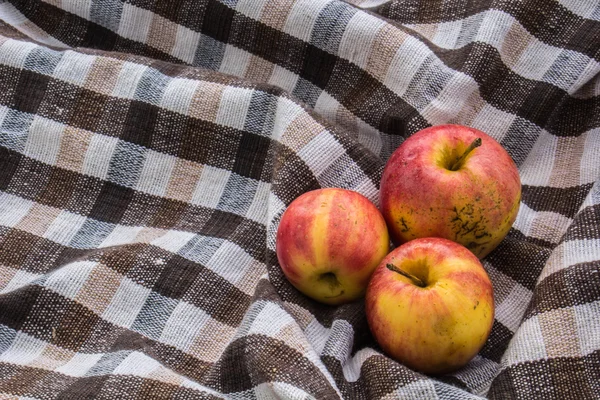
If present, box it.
[0,0,598,398]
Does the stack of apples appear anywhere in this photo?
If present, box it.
[276,124,521,374]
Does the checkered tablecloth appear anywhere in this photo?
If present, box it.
[0,0,598,398]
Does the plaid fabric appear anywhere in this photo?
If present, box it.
[0,0,598,398]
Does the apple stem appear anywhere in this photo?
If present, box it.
[386,264,426,287]
[449,138,482,171]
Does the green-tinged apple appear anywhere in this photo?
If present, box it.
[365,237,494,375]
[380,124,521,259]
[276,188,390,305]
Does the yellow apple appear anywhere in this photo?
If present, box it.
[276,188,389,305]
[365,237,494,374]
[380,124,521,258]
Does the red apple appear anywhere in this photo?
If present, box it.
[380,124,521,258]
[276,188,389,305]
[365,237,494,374]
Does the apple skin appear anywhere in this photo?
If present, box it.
[380,124,521,259]
[365,237,494,375]
[276,188,390,305]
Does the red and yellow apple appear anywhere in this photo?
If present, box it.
[380,124,521,259]
[276,188,389,305]
[365,237,494,374]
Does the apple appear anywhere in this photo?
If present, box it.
[365,237,494,374]
[380,124,521,259]
[276,188,390,305]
